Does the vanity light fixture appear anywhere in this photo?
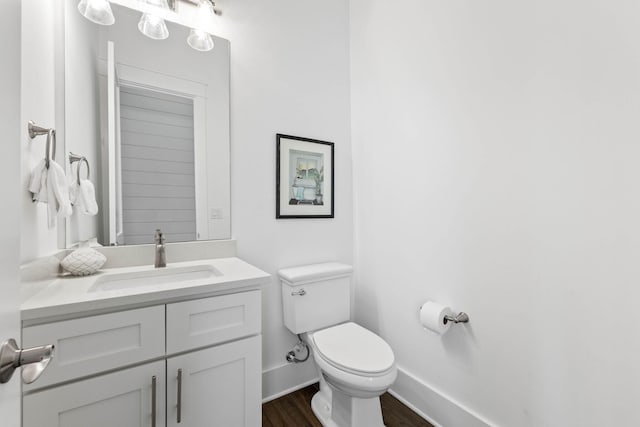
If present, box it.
[138,0,171,40]
[78,0,221,52]
[186,0,218,52]
[77,0,115,25]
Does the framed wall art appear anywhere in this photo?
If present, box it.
[276,134,334,219]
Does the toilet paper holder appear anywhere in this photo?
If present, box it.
[444,312,470,324]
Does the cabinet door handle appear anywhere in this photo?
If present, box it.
[177,368,183,423]
[151,375,157,427]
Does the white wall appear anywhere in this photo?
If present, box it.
[223,0,353,381]
[20,0,61,262]
[350,1,640,426]
[0,0,23,422]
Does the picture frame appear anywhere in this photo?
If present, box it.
[276,134,335,219]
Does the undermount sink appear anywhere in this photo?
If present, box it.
[89,264,221,292]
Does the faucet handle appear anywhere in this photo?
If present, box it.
[154,229,165,244]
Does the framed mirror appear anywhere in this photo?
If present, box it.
[62,0,230,247]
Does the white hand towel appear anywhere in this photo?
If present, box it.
[69,178,78,206]
[46,174,57,229]
[29,159,72,228]
[38,171,49,203]
[76,179,98,216]
[45,161,73,229]
[28,159,47,202]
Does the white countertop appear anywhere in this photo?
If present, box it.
[21,257,271,322]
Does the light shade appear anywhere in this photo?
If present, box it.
[187,29,214,51]
[77,0,115,26]
[138,13,169,40]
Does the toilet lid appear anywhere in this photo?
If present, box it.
[312,322,394,375]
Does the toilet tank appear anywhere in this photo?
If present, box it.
[279,263,353,334]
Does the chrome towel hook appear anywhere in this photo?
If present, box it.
[69,153,90,185]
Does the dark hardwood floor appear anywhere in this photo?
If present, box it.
[262,383,433,427]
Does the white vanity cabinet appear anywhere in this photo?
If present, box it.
[22,290,262,427]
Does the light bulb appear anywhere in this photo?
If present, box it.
[138,13,169,40]
[138,0,170,40]
[77,0,115,25]
[187,28,214,51]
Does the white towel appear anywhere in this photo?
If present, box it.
[46,161,73,228]
[29,159,72,229]
[70,179,98,216]
[28,159,47,202]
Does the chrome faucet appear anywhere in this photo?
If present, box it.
[154,229,166,268]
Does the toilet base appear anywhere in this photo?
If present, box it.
[310,385,386,427]
[311,390,338,427]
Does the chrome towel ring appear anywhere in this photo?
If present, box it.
[69,153,90,185]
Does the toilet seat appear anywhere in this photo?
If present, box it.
[312,322,395,376]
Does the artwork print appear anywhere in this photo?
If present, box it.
[276,134,334,218]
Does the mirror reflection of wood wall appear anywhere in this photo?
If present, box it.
[120,87,197,245]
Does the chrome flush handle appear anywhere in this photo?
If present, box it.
[291,289,306,296]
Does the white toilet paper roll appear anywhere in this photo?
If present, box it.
[419,301,453,335]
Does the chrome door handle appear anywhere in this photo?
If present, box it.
[151,376,157,427]
[177,368,183,423]
[0,339,55,384]
[291,289,306,296]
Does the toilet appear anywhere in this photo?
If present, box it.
[279,263,397,427]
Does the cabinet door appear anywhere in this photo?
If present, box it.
[23,361,166,427]
[167,335,261,427]
[23,305,165,391]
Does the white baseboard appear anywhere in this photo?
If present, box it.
[262,362,495,427]
[262,361,319,403]
[389,367,494,427]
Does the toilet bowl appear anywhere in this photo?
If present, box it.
[309,322,397,398]
[279,263,397,427]
[303,322,397,427]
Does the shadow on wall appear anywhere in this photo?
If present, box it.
[353,276,381,333]
[441,322,478,374]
